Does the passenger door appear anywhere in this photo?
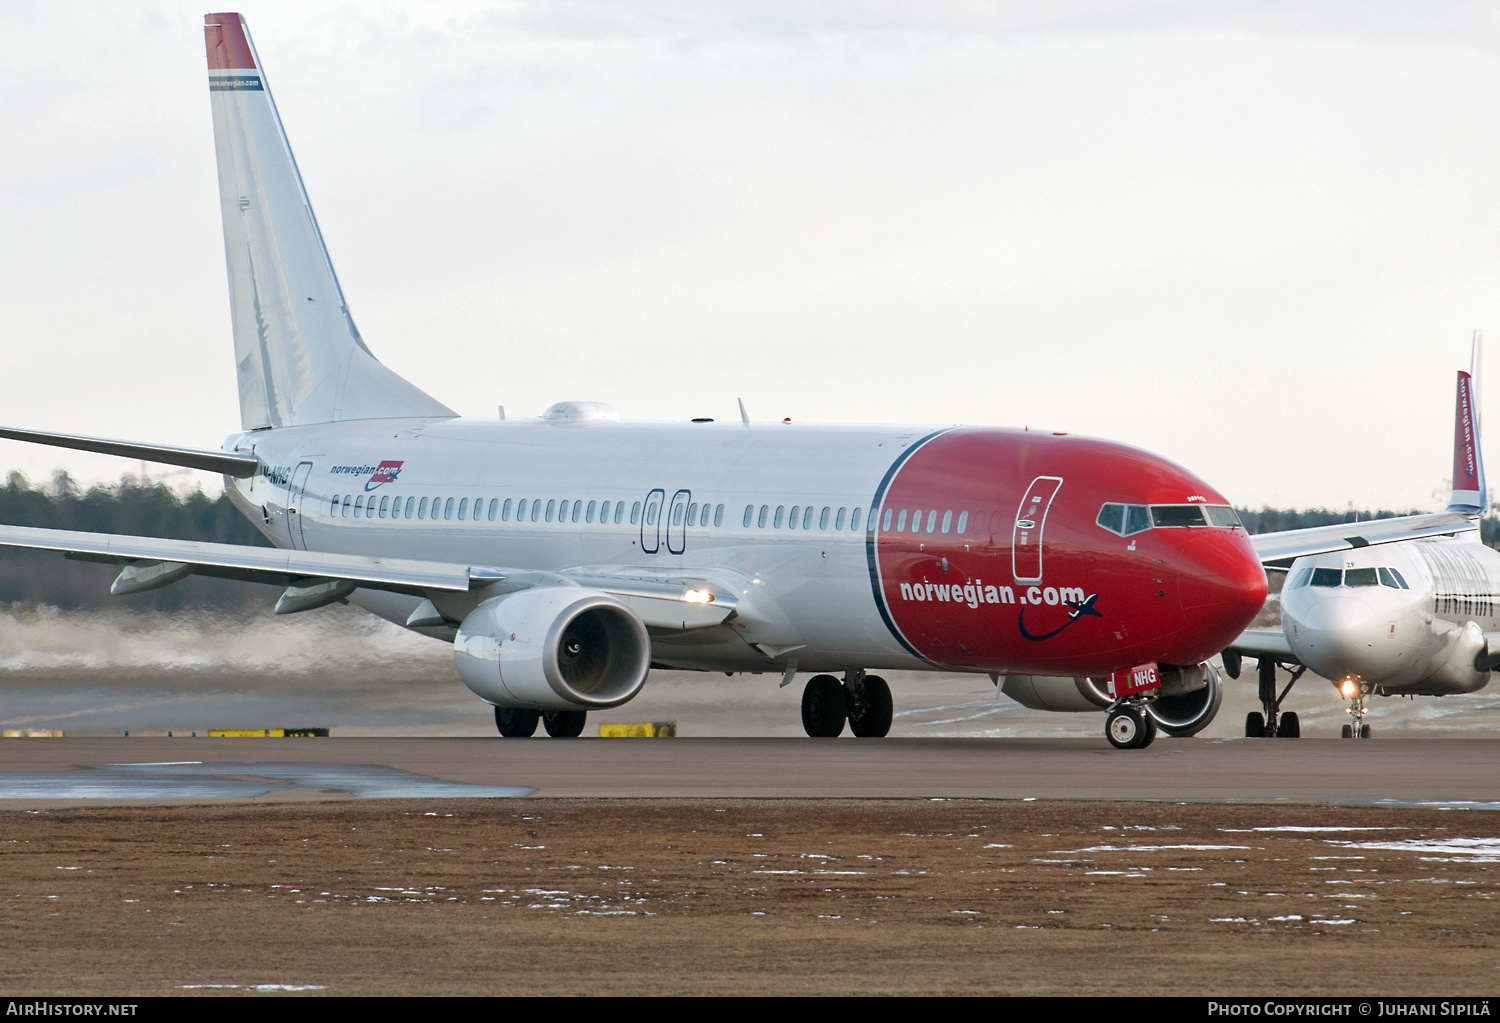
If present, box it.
[1012,476,1063,583]
[641,488,665,554]
[286,461,314,550]
[666,489,690,554]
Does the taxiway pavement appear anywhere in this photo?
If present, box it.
[0,735,1496,806]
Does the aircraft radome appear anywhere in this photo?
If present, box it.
[0,13,1458,748]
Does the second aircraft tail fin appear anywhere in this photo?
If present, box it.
[1447,330,1487,516]
[204,13,454,430]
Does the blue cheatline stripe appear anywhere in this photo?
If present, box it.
[864,429,952,664]
[209,76,263,91]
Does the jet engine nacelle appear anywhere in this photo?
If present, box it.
[453,588,651,711]
[1000,675,1112,712]
[1146,661,1222,737]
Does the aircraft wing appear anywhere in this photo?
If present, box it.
[1250,512,1477,566]
[0,524,737,626]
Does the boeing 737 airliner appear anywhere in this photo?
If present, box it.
[0,14,1469,748]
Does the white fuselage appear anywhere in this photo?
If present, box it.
[226,414,934,674]
[1281,533,1496,695]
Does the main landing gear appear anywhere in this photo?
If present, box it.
[800,671,893,737]
[1245,658,1303,738]
[1338,679,1372,739]
[494,707,587,738]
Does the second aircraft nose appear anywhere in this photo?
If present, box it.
[1286,593,1394,680]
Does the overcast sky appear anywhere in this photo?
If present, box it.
[2,1,1498,510]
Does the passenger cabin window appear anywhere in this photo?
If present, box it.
[925,510,937,533]
[457,498,468,521]
[882,508,892,531]
[444,497,454,520]
[819,507,830,530]
[774,506,785,528]
[572,501,582,523]
[531,500,542,522]
[489,498,499,521]
[586,500,596,523]
[714,504,724,527]
[631,502,641,525]
[404,496,415,518]
[957,510,968,534]
[803,506,814,529]
[1310,568,1343,587]
[1344,568,1378,587]
[418,497,428,520]
[895,510,907,531]
[743,505,753,527]
[851,508,862,530]
[835,508,847,530]
[758,505,768,528]
[379,496,388,518]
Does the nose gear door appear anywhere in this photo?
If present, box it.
[1012,476,1063,583]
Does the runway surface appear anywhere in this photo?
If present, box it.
[1,735,1497,805]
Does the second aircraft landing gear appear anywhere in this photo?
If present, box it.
[1245,658,1304,738]
[800,671,893,737]
[1339,679,1372,739]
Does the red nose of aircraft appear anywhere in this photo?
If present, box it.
[1165,527,1268,664]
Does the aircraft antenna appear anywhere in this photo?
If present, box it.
[738,398,751,427]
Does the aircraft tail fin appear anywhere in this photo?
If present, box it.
[1447,330,1487,516]
[204,13,453,430]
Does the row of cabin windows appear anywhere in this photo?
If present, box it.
[332,494,646,524]
[879,508,968,535]
[329,494,737,528]
[741,505,865,531]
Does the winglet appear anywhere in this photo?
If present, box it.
[1448,331,1487,515]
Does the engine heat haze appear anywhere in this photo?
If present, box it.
[0,12,1294,750]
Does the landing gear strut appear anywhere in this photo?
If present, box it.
[1245,659,1302,738]
[1105,703,1157,749]
[845,670,893,738]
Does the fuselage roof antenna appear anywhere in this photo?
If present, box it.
[738,398,750,427]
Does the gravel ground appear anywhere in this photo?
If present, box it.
[3,799,1498,996]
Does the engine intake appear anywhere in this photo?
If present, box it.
[1147,662,1223,736]
[454,588,651,711]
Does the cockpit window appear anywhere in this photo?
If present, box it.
[1096,503,1153,537]
[1096,503,1124,534]
[1344,568,1378,587]
[1383,567,1409,589]
[1204,506,1243,528]
[1151,505,1207,527]
[1310,568,1343,587]
[1291,567,1314,588]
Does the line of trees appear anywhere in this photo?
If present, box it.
[0,471,1492,612]
[0,471,276,612]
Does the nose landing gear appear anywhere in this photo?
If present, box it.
[1339,679,1372,738]
[1105,702,1158,749]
